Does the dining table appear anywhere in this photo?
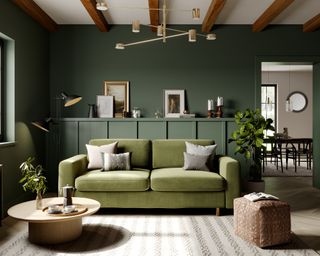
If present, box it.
[263,137,313,172]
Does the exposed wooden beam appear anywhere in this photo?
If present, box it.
[148,0,159,32]
[202,0,226,33]
[13,0,58,32]
[252,0,294,32]
[80,0,109,32]
[303,14,320,32]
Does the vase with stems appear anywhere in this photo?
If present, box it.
[19,157,47,210]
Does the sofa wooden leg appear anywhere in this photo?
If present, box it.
[216,208,221,216]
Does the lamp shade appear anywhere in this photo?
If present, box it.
[192,8,200,20]
[31,118,53,132]
[60,92,82,107]
[188,29,196,42]
[96,2,108,11]
[132,20,140,33]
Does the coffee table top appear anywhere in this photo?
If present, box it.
[8,197,100,223]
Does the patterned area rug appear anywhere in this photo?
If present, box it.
[262,162,313,177]
[0,214,317,256]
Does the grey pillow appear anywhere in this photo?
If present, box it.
[183,152,210,171]
[102,152,131,171]
[185,142,217,170]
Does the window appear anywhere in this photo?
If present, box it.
[0,39,3,141]
[261,84,277,136]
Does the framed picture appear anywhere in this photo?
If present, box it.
[104,81,129,117]
[164,89,185,117]
[96,95,114,118]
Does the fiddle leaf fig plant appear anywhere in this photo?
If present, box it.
[229,108,275,181]
[19,157,47,195]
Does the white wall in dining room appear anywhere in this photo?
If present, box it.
[262,70,313,138]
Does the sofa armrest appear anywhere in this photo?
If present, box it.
[58,154,88,196]
[219,156,241,209]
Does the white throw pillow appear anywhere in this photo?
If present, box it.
[102,152,131,171]
[185,141,217,171]
[86,142,118,169]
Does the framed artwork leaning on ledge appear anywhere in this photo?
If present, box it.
[164,89,185,118]
[104,81,129,117]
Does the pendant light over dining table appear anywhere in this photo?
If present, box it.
[285,65,293,112]
[96,0,216,49]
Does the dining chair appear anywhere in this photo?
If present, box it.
[285,142,297,172]
[285,139,312,171]
[262,138,283,172]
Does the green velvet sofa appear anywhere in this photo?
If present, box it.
[58,139,240,213]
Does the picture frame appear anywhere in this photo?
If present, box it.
[104,81,129,117]
[164,89,185,117]
[96,95,114,118]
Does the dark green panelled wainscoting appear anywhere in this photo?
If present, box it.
[48,118,243,191]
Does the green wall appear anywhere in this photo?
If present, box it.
[0,1,49,215]
[49,25,320,188]
[50,25,320,118]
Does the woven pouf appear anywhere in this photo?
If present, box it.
[234,197,291,248]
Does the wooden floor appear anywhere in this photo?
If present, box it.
[265,176,320,252]
[1,177,320,252]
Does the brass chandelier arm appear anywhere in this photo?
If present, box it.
[142,24,209,38]
[122,32,189,47]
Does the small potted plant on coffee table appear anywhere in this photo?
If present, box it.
[229,108,274,192]
[19,157,47,209]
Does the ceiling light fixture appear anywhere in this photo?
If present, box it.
[96,1,108,11]
[285,65,293,112]
[96,0,216,49]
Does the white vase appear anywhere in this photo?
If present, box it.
[36,192,43,210]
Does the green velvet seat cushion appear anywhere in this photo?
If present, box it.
[150,168,225,192]
[75,168,150,192]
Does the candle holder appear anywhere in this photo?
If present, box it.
[207,99,214,118]
[215,106,223,118]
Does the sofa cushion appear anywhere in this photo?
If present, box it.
[75,168,150,192]
[89,139,151,169]
[186,141,217,171]
[102,152,131,171]
[86,142,118,169]
[150,168,225,192]
[183,152,210,171]
[152,139,215,169]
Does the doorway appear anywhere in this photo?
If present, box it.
[255,57,320,188]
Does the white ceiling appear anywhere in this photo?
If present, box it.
[32,0,320,25]
[262,63,313,72]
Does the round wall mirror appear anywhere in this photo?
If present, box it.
[287,91,308,112]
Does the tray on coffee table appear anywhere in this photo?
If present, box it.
[42,204,88,216]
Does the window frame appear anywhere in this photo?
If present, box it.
[0,39,4,142]
[261,84,277,133]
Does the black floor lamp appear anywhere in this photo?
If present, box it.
[32,92,82,132]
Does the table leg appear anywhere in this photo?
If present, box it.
[29,218,82,244]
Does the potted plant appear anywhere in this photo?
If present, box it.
[229,108,274,191]
[19,157,47,209]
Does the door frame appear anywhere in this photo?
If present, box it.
[255,56,320,189]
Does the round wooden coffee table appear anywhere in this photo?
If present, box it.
[7,197,100,244]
